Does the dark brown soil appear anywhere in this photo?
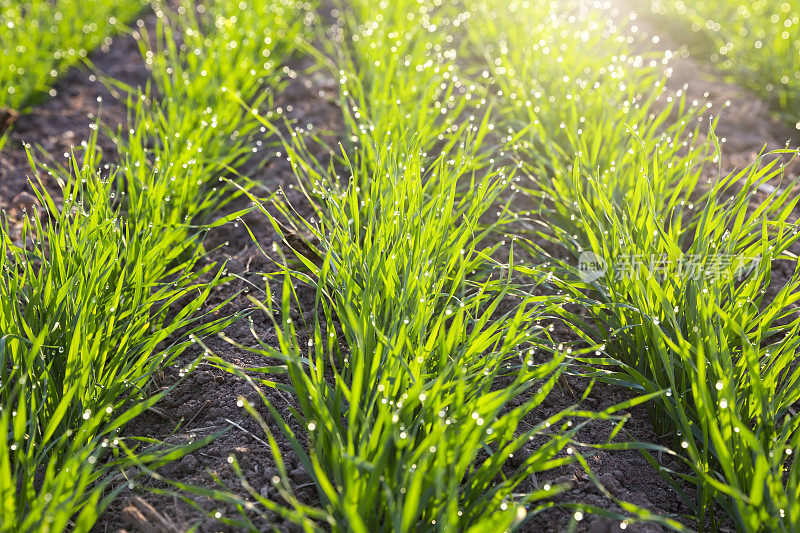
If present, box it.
[88,52,343,532]
[0,21,149,235]
[611,0,799,182]
[1,3,797,533]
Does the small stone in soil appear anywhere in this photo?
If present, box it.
[180,454,198,472]
[290,466,312,486]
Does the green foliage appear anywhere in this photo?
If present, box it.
[0,0,146,112]
[243,160,587,530]
[650,0,800,128]
[2,0,798,530]
[0,0,307,529]
[194,0,685,530]
[553,149,800,531]
[0,130,226,532]
[467,1,800,530]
